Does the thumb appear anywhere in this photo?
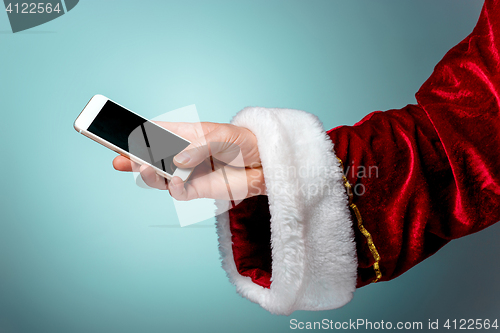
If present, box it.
[173,133,213,168]
[173,131,241,168]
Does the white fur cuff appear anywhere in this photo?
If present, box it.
[215,107,358,315]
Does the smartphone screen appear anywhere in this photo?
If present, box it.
[87,100,190,175]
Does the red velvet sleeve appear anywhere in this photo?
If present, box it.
[329,0,500,287]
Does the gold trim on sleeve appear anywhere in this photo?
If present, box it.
[337,157,382,283]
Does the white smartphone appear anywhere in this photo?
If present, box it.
[74,94,193,182]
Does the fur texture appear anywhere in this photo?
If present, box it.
[215,107,357,315]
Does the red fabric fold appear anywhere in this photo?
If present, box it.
[228,195,272,288]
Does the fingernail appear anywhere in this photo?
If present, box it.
[174,151,191,164]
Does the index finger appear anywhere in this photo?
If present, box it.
[113,155,139,172]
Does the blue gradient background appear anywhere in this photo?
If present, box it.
[1,1,499,332]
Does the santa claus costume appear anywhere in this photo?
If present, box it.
[215,0,500,315]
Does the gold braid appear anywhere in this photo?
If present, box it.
[337,157,382,283]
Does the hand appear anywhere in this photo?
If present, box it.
[112,122,266,201]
